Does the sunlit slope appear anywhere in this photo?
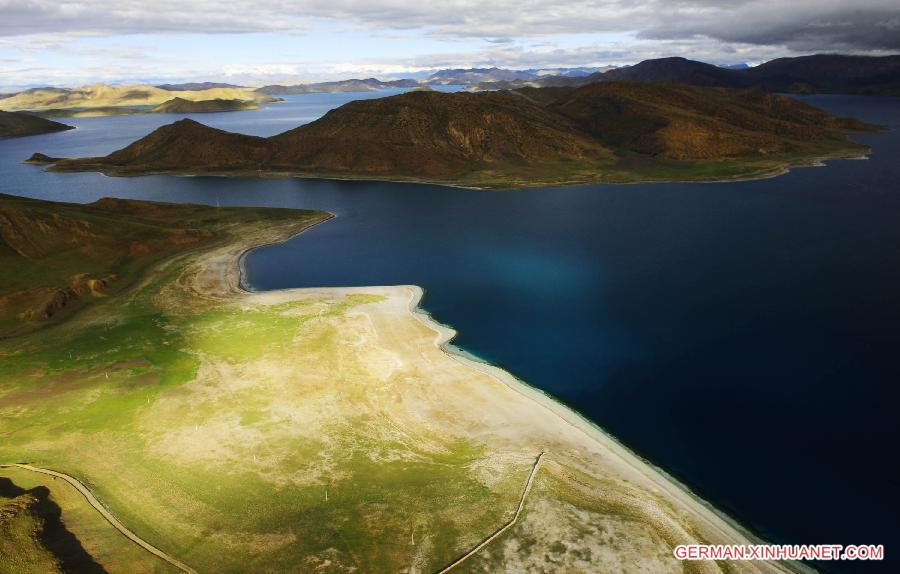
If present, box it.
[0,84,274,111]
[0,196,796,573]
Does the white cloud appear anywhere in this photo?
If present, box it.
[1,0,897,51]
[1,0,897,87]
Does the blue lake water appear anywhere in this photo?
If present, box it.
[2,92,898,572]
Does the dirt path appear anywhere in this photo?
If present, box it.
[435,452,544,574]
[0,463,197,574]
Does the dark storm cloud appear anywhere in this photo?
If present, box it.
[641,1,900,52]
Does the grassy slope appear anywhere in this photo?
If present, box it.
[0,195,795,573]
[0,205,528,572]
[0,195,320,337]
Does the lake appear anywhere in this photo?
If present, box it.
[2,91,898,572]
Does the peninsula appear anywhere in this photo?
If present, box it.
[42,82,876,188]
[0,193,802,572]
[0,110,73,138]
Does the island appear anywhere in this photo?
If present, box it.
[0,110,73,138]
[0,192,800,572]
[40,82,877,188]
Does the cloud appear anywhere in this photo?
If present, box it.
[0,0,897,53]
[1,0,897,87]
[640,1,900,52]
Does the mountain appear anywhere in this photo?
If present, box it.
[149,97,260,113]
[46,82,875,188]
[425,67,537,85]
[0,83,275,111]
[257,78,419,95]
[531,82,868,160]
[477,54,900,95]
[79,119,276,172]
[0,110,73,138]
[739,54,900,95]
[156,82,243,91]
[529,66,616,77]
[266,90,609,177]
[592,57,744,87]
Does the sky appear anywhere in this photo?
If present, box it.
[1,0,898,89]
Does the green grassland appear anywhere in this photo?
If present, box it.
[0,199,533,572]
[0,195,794,573]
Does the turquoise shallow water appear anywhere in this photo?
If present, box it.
[2,92,898,572]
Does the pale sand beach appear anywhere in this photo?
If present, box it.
[179,217,808,573]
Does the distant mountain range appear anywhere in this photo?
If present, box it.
[3,55,896,110]
[257,78,419,95]
[424,66,613,85]
[256,67,614,94]
[477,55,900,95]
[156,82,244,91]
[43,82,875,188]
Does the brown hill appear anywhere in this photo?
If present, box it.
[47,83,876,187]
[0,194,215,335]
[90,119,275,172]
[268,90,611,177]
[0,110,73,138]
[0,194,325,336]
[592,57,744,88]
[535,82,869,160]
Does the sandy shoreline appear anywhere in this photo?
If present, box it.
[221,216,811,573]
[405,285,814,574]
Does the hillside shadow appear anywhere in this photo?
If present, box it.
[0,476,108,574]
